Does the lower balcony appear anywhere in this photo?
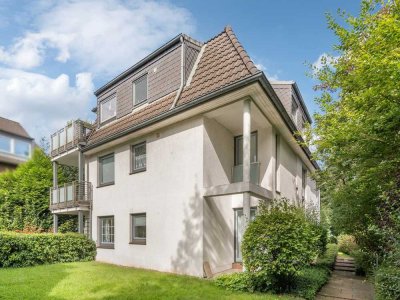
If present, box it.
[50,181,92,211]
[232,162,260,185]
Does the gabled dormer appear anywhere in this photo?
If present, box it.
[94,34,203,128]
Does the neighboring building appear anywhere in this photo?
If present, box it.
[0,117,34,172]
[49,26,320,277]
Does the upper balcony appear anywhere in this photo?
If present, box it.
[50,120,93,164]
[50,181,92,212]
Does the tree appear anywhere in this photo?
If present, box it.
[307,0,400,255]
[0,147,78,232]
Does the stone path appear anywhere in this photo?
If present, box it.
[316,255,374,300]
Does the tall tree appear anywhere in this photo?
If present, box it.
[308,0,400,254]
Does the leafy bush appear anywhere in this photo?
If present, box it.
[316,243,338,269]
[310,223,328,255]
[292,266,330,300]
[58,219,78,233]
[0,231,96,267]
[375,245,400,300]
[351,249,375,275]
[242,200,319,292]
[337,234,358,254]
[214,272,255,292]
[375,265,400,300]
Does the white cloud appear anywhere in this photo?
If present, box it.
[0,0,194,75]
[0,68,94,141]
[0,0,195,142]
[312,53,339,73]
[254,62,279,81]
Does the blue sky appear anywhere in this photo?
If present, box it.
[0,0,361,141]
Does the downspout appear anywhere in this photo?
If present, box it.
[170,36,185,109]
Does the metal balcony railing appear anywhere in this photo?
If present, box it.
[50,181,92,210]
[232,162,260,185]
[50,120,93,158]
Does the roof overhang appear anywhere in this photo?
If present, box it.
[84,72,319,171]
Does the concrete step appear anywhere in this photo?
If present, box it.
[335,261,355,267]
[334,266,356,272]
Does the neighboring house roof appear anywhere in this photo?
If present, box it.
[0,117,33,140]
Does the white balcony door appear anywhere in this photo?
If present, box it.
[235,208,256,262]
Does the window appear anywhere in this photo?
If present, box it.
[14,140,30,157]
[301,116,307,130]
[99,153,115,186]
[291,97,298,122]
[133,74,148,105]
[275,134,280,193]
[100,96,116,123]
[98,216,114,248]
[130,213,146,244]
[234,132,257,166]
[131,142,146,173]
[0,134,11,153]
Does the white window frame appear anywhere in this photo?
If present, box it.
[98,216,114,248]
[100,96,117,124]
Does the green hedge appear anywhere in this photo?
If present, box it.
[0,232,96,267]
[316,243,338,269]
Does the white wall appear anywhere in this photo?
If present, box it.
[87,117,204,276]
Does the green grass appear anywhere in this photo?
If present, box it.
[0,261,296,299]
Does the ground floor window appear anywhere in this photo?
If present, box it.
[98,216,114,248]
[130,213,146,244]
[234,208,256,262]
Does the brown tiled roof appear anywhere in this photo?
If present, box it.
[0,117,32,139]
[87,26,260,146]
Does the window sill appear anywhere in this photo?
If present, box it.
[129,240,146,245]
[97,244,115,249]
[134,100,148,108]
[130,168,146,175]
[97,182,115,188]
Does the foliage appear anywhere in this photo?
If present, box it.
[306,0,400,263]
[0,262,295,300]
[375,244,400,300]
[0,148,77,232]
[337,234,359,254]
[292,266,330,300]
[351,249,376,275]
[241,200,319,292]
[58,218,78,233]
[316,243,339,269]
[215,272,256,293]
[310,221,328,255]
[0,231,96,268]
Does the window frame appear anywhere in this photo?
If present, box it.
[234,131,258,166]
[291,96,298,123]
[98,216,115,249]
[130,142,147,174]
[98,153,115,187]
[133,74,148,106]
[130,213,146,245]
[234,207,257,262]
[302,167,307,199]
[100,95,117,125]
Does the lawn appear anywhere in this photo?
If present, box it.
[0,261,297,300]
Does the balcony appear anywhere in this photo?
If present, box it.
[50,120,93,158]
[50,181,92,211]
[232,162,260,185]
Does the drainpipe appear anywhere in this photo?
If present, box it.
[242,99,251,228]
[170,35,185,109]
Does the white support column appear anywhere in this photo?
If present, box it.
[78,211,84,234]
[78,151,84,182]
[53,214,58,233]
[52,161,58,187]
[242,99,251,228]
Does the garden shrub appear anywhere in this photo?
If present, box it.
[214,272,255,292]
[242,200,319,292]
[316,243,338,269]
[58,219,78,233]
[292,266,330,300]
[0,231,96,267]
[310,222,328,255]
[375,245,400,300]
[337,234,358,254]
[351,249,375,275]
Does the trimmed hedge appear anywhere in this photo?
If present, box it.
[316,243,338,269]
[0,231,96,267]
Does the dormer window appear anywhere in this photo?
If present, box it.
[133,74,148,105]
[100,96,116,124]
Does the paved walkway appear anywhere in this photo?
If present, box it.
[316,256,374,300]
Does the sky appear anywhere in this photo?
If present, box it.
[0,0,361,141]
